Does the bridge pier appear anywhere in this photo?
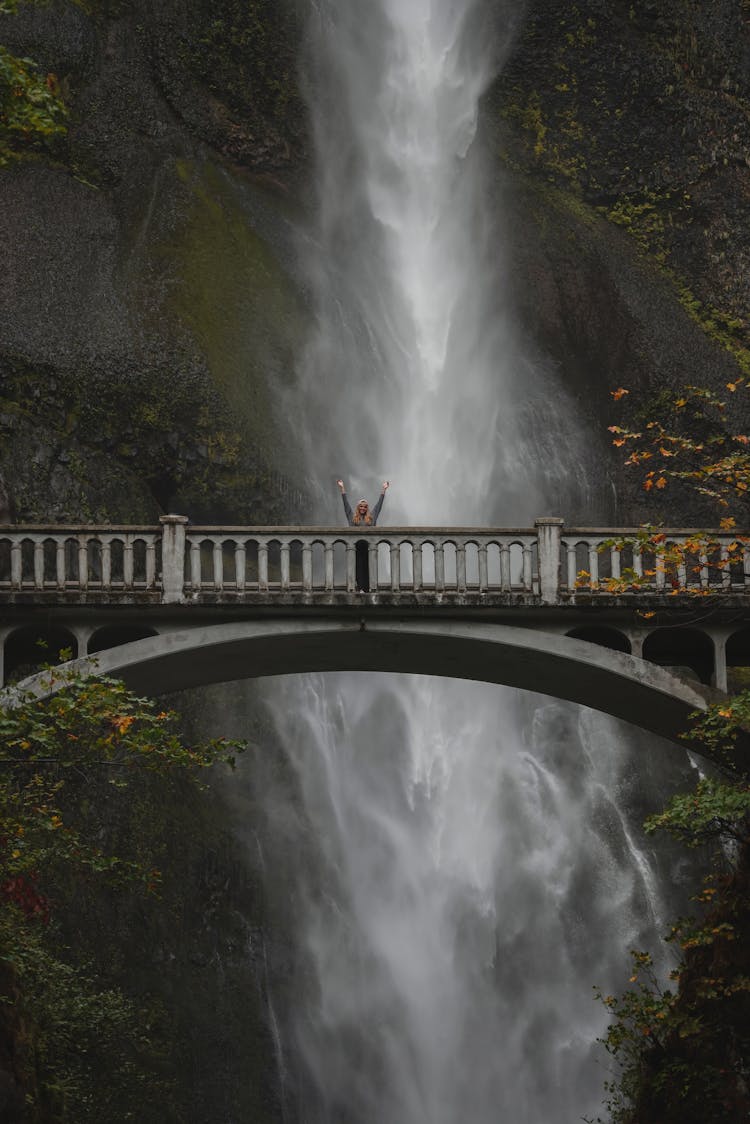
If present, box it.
[160,514,189,604]
[535,517,565,604]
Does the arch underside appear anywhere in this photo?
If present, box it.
[5,619,720,755]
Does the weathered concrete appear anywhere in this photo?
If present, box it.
[3,618,722,757]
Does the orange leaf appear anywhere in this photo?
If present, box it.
[656,477,667,489]
[612,387,629,400]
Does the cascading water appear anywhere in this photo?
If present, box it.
[255,1,693,1120]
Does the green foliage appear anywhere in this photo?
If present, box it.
[0,670,245,1118]
[595,375,750,1120]
[0,39,67,166]
[592,943,749,1124]
[644,774,750,849]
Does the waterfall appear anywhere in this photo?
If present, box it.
[254,1,691,1120]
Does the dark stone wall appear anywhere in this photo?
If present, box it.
[0,0,308,524]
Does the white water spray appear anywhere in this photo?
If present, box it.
[259,2,687,1120]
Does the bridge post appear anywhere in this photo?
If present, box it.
[535,518,564,604]
[159,515,188,604]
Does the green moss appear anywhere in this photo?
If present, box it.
[157,158,306,467]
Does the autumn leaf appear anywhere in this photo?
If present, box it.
[656,477,667,489]
[111,715,136,735]
[612,387,629,400]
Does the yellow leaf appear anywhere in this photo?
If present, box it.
[112,715,136,734]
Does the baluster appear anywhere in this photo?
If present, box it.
[259,542,269,592]
[369,542,379,590]
[522,542,533,591]
[213,540,223,591]
[699,549,709,589]
[124,537,134,588]
[146,539,156,589]
[633,545,643,580]
[456,543,466,592]
[190,540,201,590]
[721,543,731,589]
[566,543,577,591]
[302,543,312,592]
[344,541,355,592]
[478,543,488,591]
[102,540,111,588]
[56,540,66,590]
[655,544,666,591]
[281,542,291,590]
[587,542,599,585]
[390,542,401,592]
[434,543,445,591]
[500,544,511,591]
[235,543,246,592]
[324,542,334,591]
[10,541,21,590]
[34,540,44,590]
[611,546,621,580]
[413,541,424,592]
[677,548,688,587]
[78,536,89,589]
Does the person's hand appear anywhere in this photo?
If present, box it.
[336,478,345,492]
[382,480,390,492]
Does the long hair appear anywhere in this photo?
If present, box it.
[352,502,372,526]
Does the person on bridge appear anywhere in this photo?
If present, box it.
[337,479,389,592]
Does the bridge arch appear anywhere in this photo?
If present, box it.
[5,620,721,759]
[565,627,631,655]
[4,624,79,683]
[643,627,715,686]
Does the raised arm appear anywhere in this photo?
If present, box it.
[337,479,354,524]
[370,480,389,525]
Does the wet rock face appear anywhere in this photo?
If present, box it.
[496,0,750,344]
[489,0,750,523]
[0,0,308,524]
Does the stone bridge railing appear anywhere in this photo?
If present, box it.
[0,517,748,603]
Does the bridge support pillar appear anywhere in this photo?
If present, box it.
[535,518,564,604]
[160,515,188,604]
[713,634,728,693]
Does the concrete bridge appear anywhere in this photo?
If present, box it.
[2,516,750,755]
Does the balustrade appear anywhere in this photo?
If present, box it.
[561,531,750,593]
[1,521,748,602]
[0,529,161,593]
[180,529,540,595]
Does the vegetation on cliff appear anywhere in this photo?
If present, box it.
[0,669,243,1121]
[0,1,67,166]
[590,372,750,1123]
